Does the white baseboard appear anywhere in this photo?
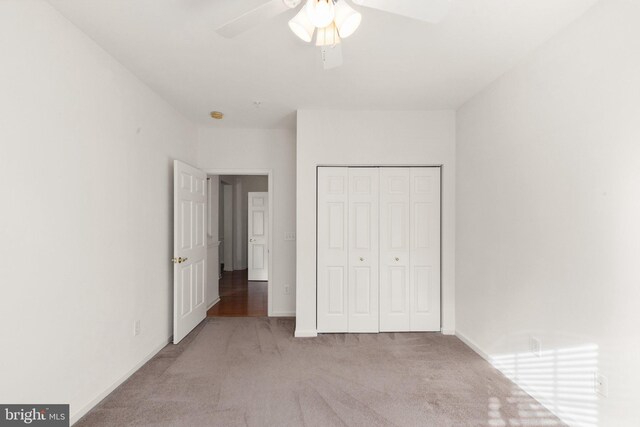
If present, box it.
[69,337,171,425]
[294,329,318,338]
[455,330,492,362]
[270,312,296,317]
[441,329,456,336]
[207,297,221,310]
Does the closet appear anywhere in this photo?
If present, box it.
[317,167,441,333]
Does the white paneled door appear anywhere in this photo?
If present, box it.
[379,168,411,331]
[347,168,380,332]
[248,192,269,281]
[173,160,207,344]
[317,168,349,332]
[317,166,441,334]
[410,167,441,331]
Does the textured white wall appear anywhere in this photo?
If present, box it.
[197,128,296,316]
[296,110,456,337]
[0,0,197,423]
[456,1,640,425]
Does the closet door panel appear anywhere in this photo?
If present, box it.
[410,167,441,331]
[379,168,411,331]
[348,168,379,333]
[317,167,349,332]
[319,166,441,335]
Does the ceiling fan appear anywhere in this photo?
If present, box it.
[216,0,451,69]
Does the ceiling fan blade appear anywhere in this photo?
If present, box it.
[351,0,451,24]
[216,0,291,38]
[321,44,343,70]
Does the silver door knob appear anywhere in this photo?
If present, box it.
[249,238,255,242]
[395,257,400,261]
[359,257,364,262]
[171,257,188,264]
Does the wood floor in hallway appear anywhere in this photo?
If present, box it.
[207,269,268,317]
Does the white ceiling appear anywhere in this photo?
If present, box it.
[48,0,597,129]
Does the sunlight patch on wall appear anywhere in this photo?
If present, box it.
[489,344,599,427]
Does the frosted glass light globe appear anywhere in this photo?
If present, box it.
[289,5,315,42]
[334,0,361,38]
[306,0,335,28]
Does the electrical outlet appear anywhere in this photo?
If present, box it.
[595,372,608,397]
[284,232,296,241]
[530,336,542,357]
[134,320,141,336]
[284,285,291,295]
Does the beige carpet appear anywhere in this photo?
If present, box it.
[77,317,563,426]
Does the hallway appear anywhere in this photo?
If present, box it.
[207,270,268,317]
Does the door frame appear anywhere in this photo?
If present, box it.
[220,179,234,272]
[315,164,444,332]
[203,168,274,317]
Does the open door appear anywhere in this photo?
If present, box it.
[173,160,207,344]
[248,192,269,281]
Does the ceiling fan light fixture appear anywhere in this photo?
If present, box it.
[306,0,336,28]
[316,22,341,47]
[288,5,315,42]
[334,0,361,38]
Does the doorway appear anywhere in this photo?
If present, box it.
[207,174,270,317]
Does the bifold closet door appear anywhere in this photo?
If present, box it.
[409,168,441,331]
[379,168,411,331]
[317,167,379,333]
[318,166,438,334]
[347,168,379,333]
[317,167,349,333]
[380,167,441,332]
